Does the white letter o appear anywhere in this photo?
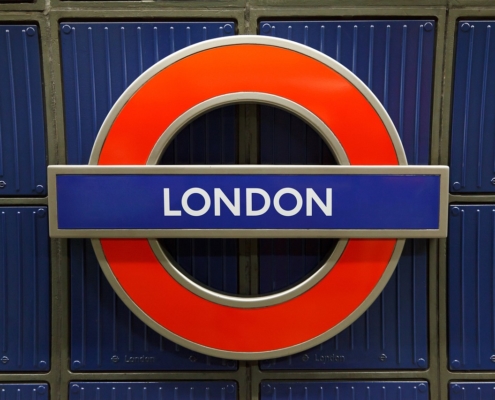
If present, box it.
[182,188,211,216]
[273,188,303,217]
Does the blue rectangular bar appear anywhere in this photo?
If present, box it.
[55,173,440,231]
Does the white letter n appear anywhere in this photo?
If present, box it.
[214,188,240,216]
[306,188,332,216]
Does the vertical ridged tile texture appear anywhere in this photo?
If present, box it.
[450,382,495,398]
[260,20,435,165]
[70,240,237,371]
[450,21,495,193]
[0,384,48,399]
[259,105,336,165]
[0,207,50,371]
[260,381,429,400]
[0,26,47,196]
[448,205,495,370]
[258,239,335,294]
[160,106,236,165]
[68,381,237,400]
[259,20,433,370]
[161,239,238,294]
[260,240,428,370]
[60,22,235,165]
[62,22,237,371]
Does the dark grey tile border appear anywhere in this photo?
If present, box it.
[0,2,45,12]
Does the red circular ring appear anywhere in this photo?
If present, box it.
[95,42,399,356]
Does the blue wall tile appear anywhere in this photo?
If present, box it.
[260,240,428,370]
[70,239,237,371]
[0,25,47,196]
[260,381,429,399]
[450,382,495,399]
[0,207,50,371]
[69,381,237,400]
[258,20,433,370]
[450,21,495,193]
[260,20,435,165]
[62,21,239,371]
[448,205,495,370]
[60,21,235,165]
[0,384,48,399]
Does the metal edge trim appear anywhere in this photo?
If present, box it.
[48,165,448,174]
[55,229,447,239]
[47,166,59,238]
[438,166,450,237]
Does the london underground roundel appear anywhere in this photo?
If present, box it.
[48,36,448,360]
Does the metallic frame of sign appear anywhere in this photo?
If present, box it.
[49,36,448,360]
[48,165,449,239]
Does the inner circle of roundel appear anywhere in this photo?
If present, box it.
[92,38,402,358]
